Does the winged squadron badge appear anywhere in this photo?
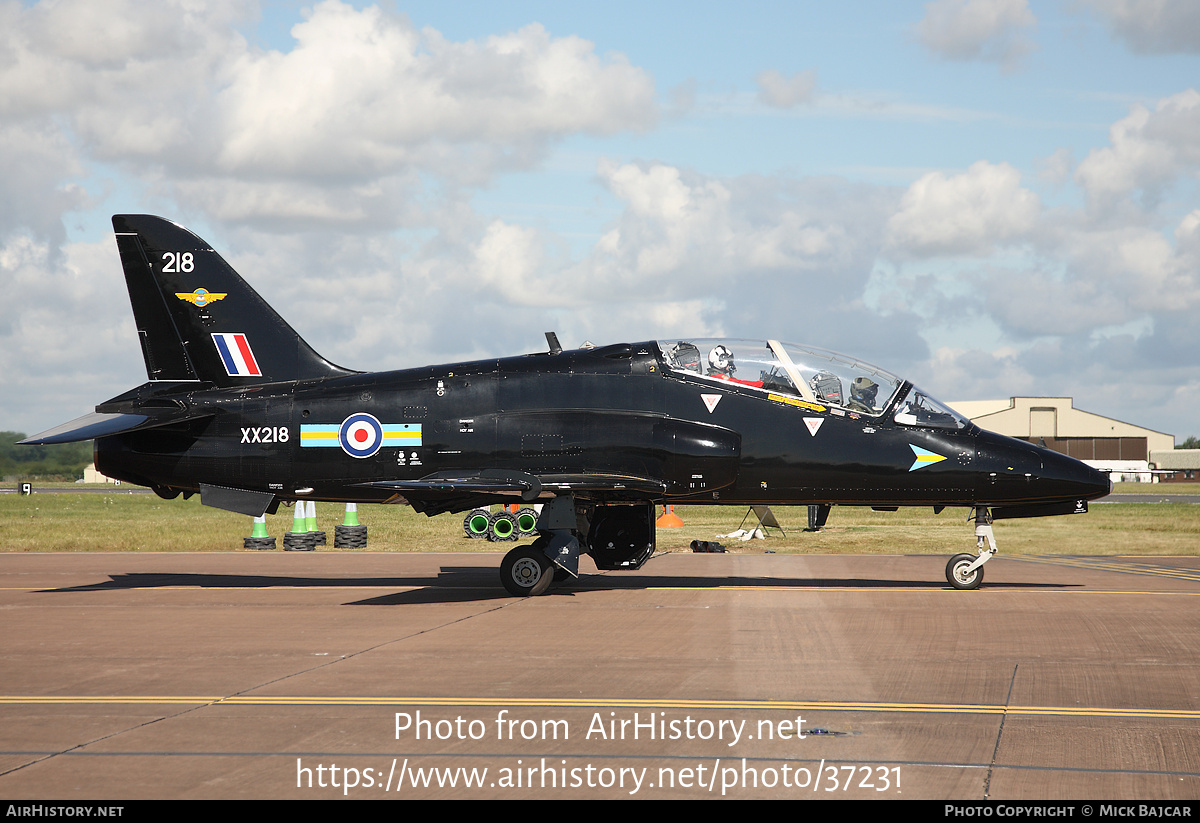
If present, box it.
[176,288,227,307]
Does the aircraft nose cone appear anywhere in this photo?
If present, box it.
[977,431,1112,504]
[1045,450,1112,501]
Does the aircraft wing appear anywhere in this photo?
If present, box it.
[363,469,545,499]
[537,473,668,494]
[362,469,669,515]
[19,409,215,445]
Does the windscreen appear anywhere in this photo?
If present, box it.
[658,339,904,417]
[892,387,971,430]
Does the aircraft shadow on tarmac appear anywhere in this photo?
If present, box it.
[41,567,1078,605]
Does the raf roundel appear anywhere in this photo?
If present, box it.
[339,413,384,458]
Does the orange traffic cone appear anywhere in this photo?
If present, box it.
[656,504,684,527]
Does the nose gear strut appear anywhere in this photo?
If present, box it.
[945,507,996,590]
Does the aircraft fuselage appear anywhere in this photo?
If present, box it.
[95,341,1109,514]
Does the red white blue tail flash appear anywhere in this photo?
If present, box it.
[211,333,262,377]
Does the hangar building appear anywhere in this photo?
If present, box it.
[948,397,1174,481]
[1147,449,1200,482]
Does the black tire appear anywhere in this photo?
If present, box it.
[500,544,554,596]
[946,553,984,590]
[334,524,368,548]
[515,507,539,535]
[243,536,276,550]
[488,511,519,542]
[283,532,317,552]
[463,509,491,539]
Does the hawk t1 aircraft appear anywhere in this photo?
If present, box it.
[24,216,1111,595]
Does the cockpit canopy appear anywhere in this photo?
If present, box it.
[657,339,970,430]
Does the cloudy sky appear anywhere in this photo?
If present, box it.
[3,0,1198,442]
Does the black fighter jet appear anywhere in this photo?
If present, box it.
[23,215,1111,595]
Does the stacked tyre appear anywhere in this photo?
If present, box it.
[463,509,491,539]
[488,511,519,542]
[463,506,541,541]
[243,536,277,550]
[283,531,319,551]
[514,507,539,536]
[334,524,368,548]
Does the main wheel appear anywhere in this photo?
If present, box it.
[501,545,554,597]
[946,553,984,590]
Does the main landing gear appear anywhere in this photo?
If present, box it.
[500,538,555,597]
[498,497,656,597]
[945,507,997,590]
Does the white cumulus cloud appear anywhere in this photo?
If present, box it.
[885,161,1041,257]
[213,4,657,179]
[1079,0,1200,54]
[1075,89,1200,204]
[0,0,658,233]
[914,0,1036,69]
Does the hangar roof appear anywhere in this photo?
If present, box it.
[946,397,1174,453]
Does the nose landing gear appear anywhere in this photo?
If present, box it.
[945,507,997,590]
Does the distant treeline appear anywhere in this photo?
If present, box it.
[1179,436,1200,450]
[0,432,93,481]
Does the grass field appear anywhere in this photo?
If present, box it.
[2,484,1197,555]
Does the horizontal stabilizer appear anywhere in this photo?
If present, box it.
[19,409,213,445]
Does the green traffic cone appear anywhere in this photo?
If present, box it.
[244,514,276,549]
[308,500,327,545]
[342,503,360,527]
[291,504,306,533]
[250,515,269,539]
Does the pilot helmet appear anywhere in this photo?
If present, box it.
[708,345,736,375]
[851,377,878,407]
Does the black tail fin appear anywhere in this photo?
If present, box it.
[112,215,355,386]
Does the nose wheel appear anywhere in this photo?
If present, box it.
[945,507,996,589]
[946,553,984,589]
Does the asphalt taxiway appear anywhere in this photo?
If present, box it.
[0,550,1197,799]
